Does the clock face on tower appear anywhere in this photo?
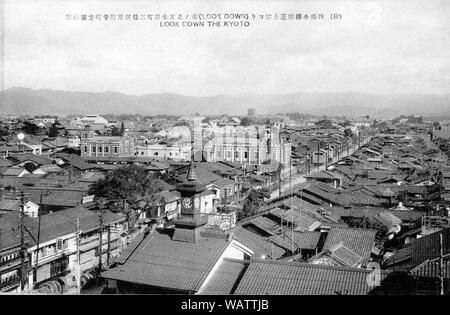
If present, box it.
[182,197,192,209]
[194,197,200,209]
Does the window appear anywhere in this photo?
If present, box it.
[114,147,118,153]
[84,146,87,153]
[105,147,109,153]
[56,238,63,250]
[154,152,159,156]
[50,257,69,277]
[244,151,249,159]
[92,147,96,153]
[99,147,102,153]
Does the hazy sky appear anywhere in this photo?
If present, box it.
[3,0,450,96]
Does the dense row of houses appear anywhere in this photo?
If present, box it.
[2,114,449,295]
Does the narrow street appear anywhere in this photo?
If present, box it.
[269,137,371,200]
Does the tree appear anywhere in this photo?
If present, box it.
[120,121,125,135]
[111,125,121,136]
[21,121,40,135]
[89,164,167,221]
[237,188,269,221]
[0,126,9,137]
[344,128,354,138]
[240,117,252,126]
[48,122,59,137]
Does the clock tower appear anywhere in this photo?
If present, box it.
[172,162,208,242]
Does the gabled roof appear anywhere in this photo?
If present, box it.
[0,167,29,177]
[102,229,231,293]
[79,171,105,182]
[384,245,412,269]
[305,170,343,181]
[7,153,53,166]
[232,226,285,260]
[232,259,394,295]
[199,259,249,295]
[322,227,376,267]
[53,153,96,170]
[0,206,123,249]
[292,231,321,250]
[412,227,450,267]
[212,178,235,188]
[177,165,223,186]
[33,164,63,174]
[0,158,13,167]
[245,216,280,236]
[410,255,450,279]
[0,199,21,211]
[328,242,363,267]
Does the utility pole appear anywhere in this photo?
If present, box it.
[317,143,320,172]
[290,158,294,254]
[268,175,272,197]
[278,164,282,197]
[305,147,309,175]
[97,201,104,283]
[439,233,444,295]
[33,191,43,287]
[19,191,27,292]
[106,224,111,266]
[76,218,81,295]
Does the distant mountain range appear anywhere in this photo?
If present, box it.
[1,87,449,118]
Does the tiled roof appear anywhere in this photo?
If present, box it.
[268,234,296,252]
[149,179,175,191]
[233,259,392,295]
[0,158,13,167]
[7,153,53,166]
[410,255,450,279]
[231,226,285,260]
[0,199,21,211]
[384,246,412,268]
[412,227,450,267]
[292,231,321,250]
[176,166,223,186]
[102,229,231,293]
[212,178,235,188]
[53,153,97,170]
[0,167,29,176]
[34,164,63,173]
[153,190,180,205]
[322,227,376,266]
[305,170,343,181]
[28,206,124,244]
[245,216,280,235]
[329,243,363,267]
[0,206,123,249]
[199,259,249,295]
[79,171,105,182]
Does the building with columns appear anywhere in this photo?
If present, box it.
[80,126,136,157]
[202,125,291,167]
